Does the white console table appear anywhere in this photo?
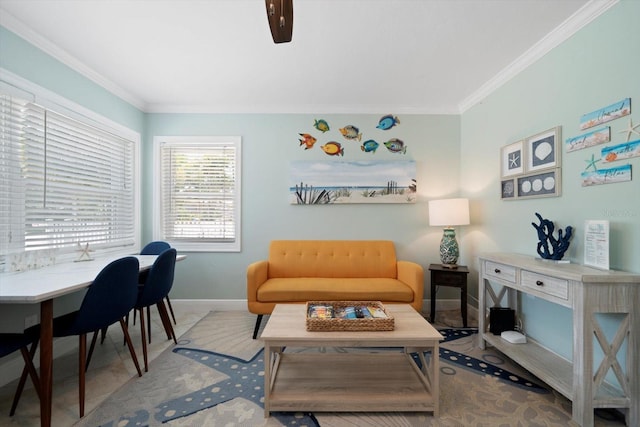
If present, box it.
[478,252,640,427]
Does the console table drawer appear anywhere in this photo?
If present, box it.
[484,261,516,283]
[521,270,568,300]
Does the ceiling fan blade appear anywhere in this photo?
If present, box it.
[265,0,293,43]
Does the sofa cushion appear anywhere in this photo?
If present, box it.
[256,278,414,303]
[268,240,397,279]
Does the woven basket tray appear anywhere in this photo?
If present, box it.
[305,301,394,332]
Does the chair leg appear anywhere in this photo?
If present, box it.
[157,301,177,344]
[119,318,143,377]
[147,306,152,343]
[138,308,149,372]
[252,315,263,339]
[165,295,177,325]
[10,341,41,416]
[79,334,86,417]
[86,330,99,372]
[152,303,172,342]
[99,326,108,344]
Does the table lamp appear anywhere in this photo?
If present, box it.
[428,198,470,268]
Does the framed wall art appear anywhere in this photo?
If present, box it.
[516,168,561,199]
[289,160,417,204]
[526,126,561,172]
[500,178,516,200]
[501,140,524,177]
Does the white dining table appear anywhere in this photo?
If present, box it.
[0,253,185,427]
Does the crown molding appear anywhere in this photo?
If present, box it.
[0,8,147,111]
[458,0,619,113]
[144,103,461,115]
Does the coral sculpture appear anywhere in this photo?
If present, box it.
[531,213,573,260]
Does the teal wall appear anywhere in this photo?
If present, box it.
[0,27,144,132]
[144,113,460,299]
[460,0,640,357]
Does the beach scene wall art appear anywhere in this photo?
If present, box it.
[290,160,417,204]
[580,98,630,130]
[601,139,640,163]
[565,126,610,152]
[581,164,632,187]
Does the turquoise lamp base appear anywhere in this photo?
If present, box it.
[439,227,460,268]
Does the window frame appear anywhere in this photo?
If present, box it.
[152,135,242,252]
[0,69,141,265]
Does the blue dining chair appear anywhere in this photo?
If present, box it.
[134,248,177,372]
[0,327,40,416]
[106,241,175,346]
[52,256,143,417]
[140,241,176,327]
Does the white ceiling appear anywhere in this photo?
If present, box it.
[0,0,614,114]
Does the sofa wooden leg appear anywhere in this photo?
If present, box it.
[252,315,263,339]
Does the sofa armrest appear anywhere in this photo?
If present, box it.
[247,260,269,306]
[397,260,424,312]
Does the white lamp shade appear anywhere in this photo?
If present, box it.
[428,198,470,227]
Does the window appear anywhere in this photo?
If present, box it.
[153,136,241,252]
[0,81,139,268]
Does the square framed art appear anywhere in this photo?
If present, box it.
[501,140,524,177]
[500,178,516,200]
[526,126,561,172]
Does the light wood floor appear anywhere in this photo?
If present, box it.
[0,307,210,427]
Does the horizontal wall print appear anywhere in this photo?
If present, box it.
[581,164,632,187]
[565,126,610,152]
[580,98,631,130]
[601,139,640,163]
[290,160,417,204]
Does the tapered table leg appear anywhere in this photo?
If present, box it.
[40,299,53,427]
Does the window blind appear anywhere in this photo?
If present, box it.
[158,139,240,246]
[0,91,136,259]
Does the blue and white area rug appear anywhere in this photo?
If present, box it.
[76,311,620,426]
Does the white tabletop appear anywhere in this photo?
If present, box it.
[0,254,185,304]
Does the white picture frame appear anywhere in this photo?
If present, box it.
[526,126,561,172]
[516,168,561,199]
[501,140,524,177]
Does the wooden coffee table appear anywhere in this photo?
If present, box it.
[261,304,443,417]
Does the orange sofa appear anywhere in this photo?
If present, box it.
[247,240,424,338]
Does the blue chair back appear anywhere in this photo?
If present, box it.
[140,241,170,255]
[65,257,140,335]
[136,248,177,309]
[0,333,36,358]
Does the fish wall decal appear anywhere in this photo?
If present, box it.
[298,133,317,150]
[339,125,362,142]
[321,141,344,156]
[377,114,400,130]
[384,138,407,154]
[314,119,330,133]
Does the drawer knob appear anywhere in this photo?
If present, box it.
[494,268,501,273]
[536,280,544,286]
